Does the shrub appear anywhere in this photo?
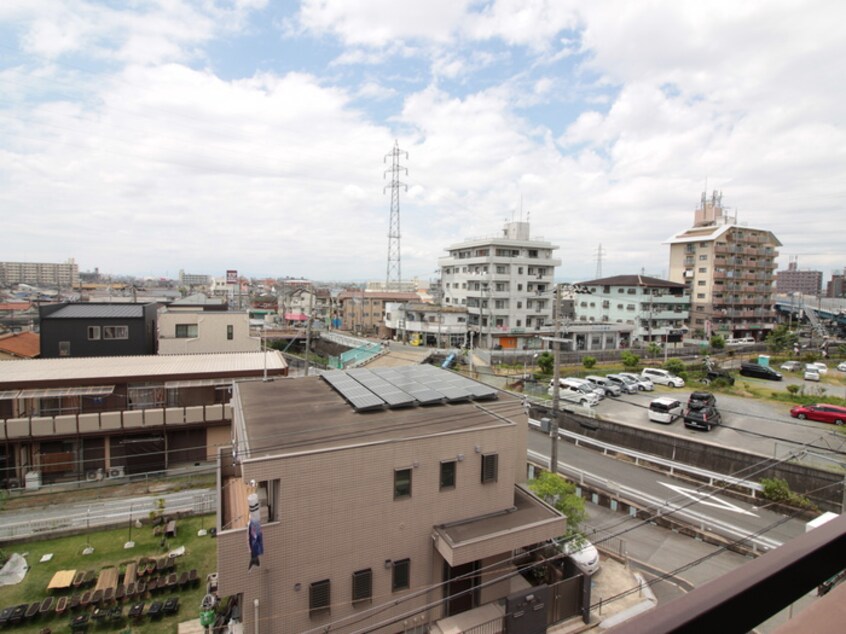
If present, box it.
[621,351,640,369]
[710,335,726,350]
[760,477,817,511]
[582,356,596,369]
[663,358,687,380]
[536,352,554,375]
[786,384,800,395]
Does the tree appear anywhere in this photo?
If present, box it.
[710,334,725,350]
[536,351,554,375]
[621,351,640,370]
[647,342,662,358]
[582,356,596,370]
[528,471,586,536]
[663,358,686,376]
[767,324,797,354]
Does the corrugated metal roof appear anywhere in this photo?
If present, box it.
[45,304,149,319]
[0,351,287,385]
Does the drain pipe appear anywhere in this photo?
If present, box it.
[254,598,260,634]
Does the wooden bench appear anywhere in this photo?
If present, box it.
[165,519,177,538]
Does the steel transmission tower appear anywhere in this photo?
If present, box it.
[594,243,606,279]
[384,141,408,292]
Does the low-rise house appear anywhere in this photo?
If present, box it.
[384,302,469,347]
[0,331,40,359]
[158,310,260,354]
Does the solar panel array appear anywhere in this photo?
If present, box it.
[320,365,498,412]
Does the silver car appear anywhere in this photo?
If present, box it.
[606,374,639,394]
[619,372,654,391]
[584,375,622,397]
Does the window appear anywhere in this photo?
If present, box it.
[392,559,410,592]
[440,460,456,490]
[58,341,70,356]
[352,569,372,604]
[87,326,101,340]
[309,579,331,616]
[175,324,198,338]
[394,468,411,499]
[103,325,129,340]
[481,453,498,483]
[697,280,706,286]
[699,255,708,261]
[226,325,234,340]
[699,267,707,273]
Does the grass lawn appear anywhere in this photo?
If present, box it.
[0,513,217,633]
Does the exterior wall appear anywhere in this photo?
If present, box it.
[219,423,520,634]
[574,285,689,342]
[207,424,232,461]
[438,222,561,350]
[384,302,469,346]
[776,269,823,295]
[158,312,260,354]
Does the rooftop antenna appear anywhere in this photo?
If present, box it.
[384,140,408,292]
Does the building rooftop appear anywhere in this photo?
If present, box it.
[234,369,522,460]
[576,274,686,289]
[0,331,40,358]
[337,290,419,301]
[0,351,287,389]
[665,223,782,246]
[42,303,151,319]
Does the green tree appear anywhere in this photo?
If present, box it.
[621,351,640,370]
[647,342,662,358]
[767,324,797,354]
[528,471,586,536]
[663,358,686,375]
[709,335,726,350]
[537,352,554,375]
[582,356,596,370]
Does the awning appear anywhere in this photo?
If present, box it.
[284,313,307,321]
[164,378,235,389]
[0,390,20,401]
[16,386,115,399]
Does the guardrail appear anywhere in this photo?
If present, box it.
[527,418,762,497]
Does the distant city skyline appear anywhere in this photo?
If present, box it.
[2,2,844,282]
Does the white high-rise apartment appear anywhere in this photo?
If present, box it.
[439,221,561,350]
[0,259,79,288]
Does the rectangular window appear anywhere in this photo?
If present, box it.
[309,579,331,617]
[352,569,372,604]
[87,326,101,340]
[58,341,70,357]
[102,325,129,340]
[175,324,198,338]
[481,453,498,483]
[227,325,234,340]
[699,255,707,261]
[392,559,410,592]
[394,468,411,499]
[440,460,456,490]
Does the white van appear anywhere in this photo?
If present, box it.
[641,367,685,387]
[648,397,683,424]
[555,536,600,576]
[561,377,605,400]
[547,379,601,407]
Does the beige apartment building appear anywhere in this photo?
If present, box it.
[0,259,79,288]
[338,290,419,336]
[667,192,781,339]
[216,366,568,634]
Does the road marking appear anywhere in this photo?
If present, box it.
[658,481,758,517]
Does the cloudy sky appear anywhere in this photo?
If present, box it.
[1,1,844,284]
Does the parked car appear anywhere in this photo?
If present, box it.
[547,379,602,407]
[702,368,735,386]
[560,377,605,400]
[688,391,717,410]
[584,375,622,397]
[684,404,722,431]
[780,360,802,372]
[648,397,683,424]
[837,362,846,372]
[811,362,828,375]
[619,372,654,391]
[641,367,685,388]
[739,362,782,381]
[605,374,639,394]
[804,365,821,382]
[555,536,600,576]
[789,404,846,426]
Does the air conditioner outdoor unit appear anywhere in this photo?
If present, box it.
[86,471,99,482]
[107,466,126,479]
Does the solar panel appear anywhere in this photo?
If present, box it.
[439,372,498,400]
[321,372,385,411]
[346,369,416,408]
[401,366,471,402]
[372,368,444,405]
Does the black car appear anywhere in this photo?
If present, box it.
[739,362,783,381]
[684,404,721,431]
[688,391,716,410]
[703,369,735,385]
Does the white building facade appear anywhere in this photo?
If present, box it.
[439,221,561,350]
[574,275,690,346]
[158,310,260,354]
[384,302,468,347]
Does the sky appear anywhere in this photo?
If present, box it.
[1,1,844,285]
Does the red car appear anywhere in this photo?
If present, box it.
[790,404,846,426]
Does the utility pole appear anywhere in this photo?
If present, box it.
[304,291,314,377]
[550,283,560,474]
[384,141,408,292]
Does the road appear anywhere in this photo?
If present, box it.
[527,430,808,552]
[0,488,216,540]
